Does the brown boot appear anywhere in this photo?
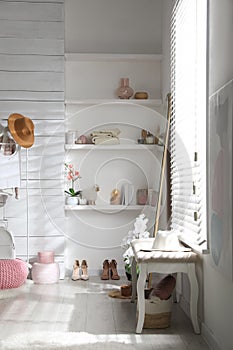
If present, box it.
[110,259,120,280]
[101,259,110,280]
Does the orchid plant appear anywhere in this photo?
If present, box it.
[64,163,82,197]
[121,214,150,278]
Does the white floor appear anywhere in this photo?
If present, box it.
[0,277,210,349]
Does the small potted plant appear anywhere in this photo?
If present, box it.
[64,163,82,205]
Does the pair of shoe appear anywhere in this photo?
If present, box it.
[72,259,89,281]
[101,259,120,280]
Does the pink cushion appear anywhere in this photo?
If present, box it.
[0,259,28,289]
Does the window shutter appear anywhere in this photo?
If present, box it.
[170,0,207,249]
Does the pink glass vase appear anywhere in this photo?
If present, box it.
[117,78,134,99]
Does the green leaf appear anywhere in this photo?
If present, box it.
[64,188,82,197]
[69,188,75,195]
[74,190,82,197]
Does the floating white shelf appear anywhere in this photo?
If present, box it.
[64,204,154,212]
[65,53,163,63]
[65,99,162,106]
[64,144,164,151]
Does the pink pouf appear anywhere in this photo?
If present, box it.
[0,259,28,289]
[31,262,60,284]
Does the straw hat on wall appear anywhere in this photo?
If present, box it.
[8,113,34,148]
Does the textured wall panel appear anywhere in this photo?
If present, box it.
[0,0,65,262]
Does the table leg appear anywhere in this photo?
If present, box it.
[131,257,137,303]
[187,263,200,334]
[136,263,147,334]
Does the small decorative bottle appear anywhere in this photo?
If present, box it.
[117,78,134,99]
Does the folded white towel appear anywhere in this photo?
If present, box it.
[90,128,121,138]
[92,136,120,145]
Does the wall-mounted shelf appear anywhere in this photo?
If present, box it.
[65,53,163,63]
[65,143,164,151]
[64,204,154,212]
[64,47,163,270]
[65,99,162,106]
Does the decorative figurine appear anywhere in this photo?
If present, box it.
[110,188,121,205]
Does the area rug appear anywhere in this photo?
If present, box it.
[0,280,32,299]
[0,288,20,299]
[0,332,136,350]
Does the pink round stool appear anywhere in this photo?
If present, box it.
[38,251,54,264]
[0,259,28,289]
[31,262,60,284]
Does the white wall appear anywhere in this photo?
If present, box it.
[161,0,174,101]
[65,0,162,54]
[208,0,233,95]
[0,0,65,274]
[202,1,233,349]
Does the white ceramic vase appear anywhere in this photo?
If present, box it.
[66,196,78,205]
[79,198,87,205]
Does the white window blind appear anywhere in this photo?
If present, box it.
[170,0,207,251]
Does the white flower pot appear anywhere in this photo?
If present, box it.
[66,196,78,205]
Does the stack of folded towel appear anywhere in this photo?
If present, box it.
[90,128,121,145]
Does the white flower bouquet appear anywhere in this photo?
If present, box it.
[121,214,150,279]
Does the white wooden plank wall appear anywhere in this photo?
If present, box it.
[0,0,65,267]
